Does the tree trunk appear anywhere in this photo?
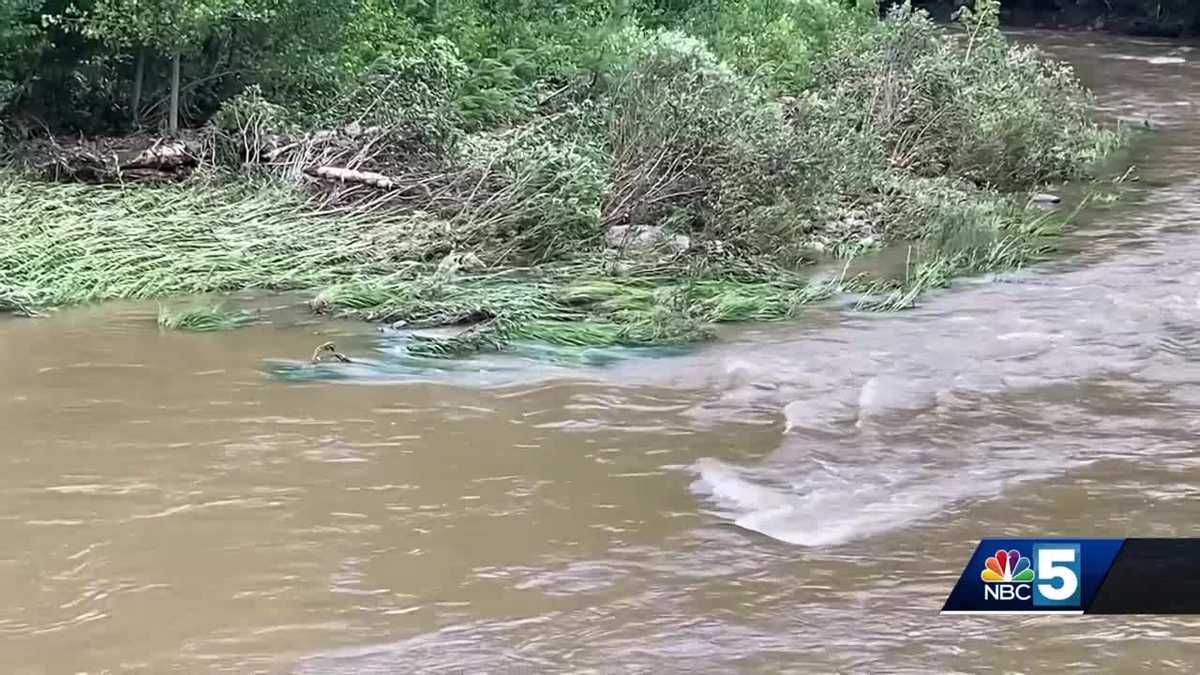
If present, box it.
[169,52,181,134]
[131,49,145,128]
[713,0,722,48]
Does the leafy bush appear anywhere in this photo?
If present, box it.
[676,0,870,90]
[209,85,295,167]
[0,0,41,112]
[0,0,1127,355]
[813,0,1116,190]
[433,0,618,128]
[325,37,469,155]
[453,124,606,262]
[598,28,802,241]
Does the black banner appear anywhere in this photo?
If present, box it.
[1087,539,1200,614]
[942,538,1200,614]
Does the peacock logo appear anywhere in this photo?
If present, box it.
[981,549,1035,583]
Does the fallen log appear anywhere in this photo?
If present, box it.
[123,140,195,171]
[305,165,397,189]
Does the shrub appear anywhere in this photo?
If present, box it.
[812,0,1116,191]
[598,28,804,243]
[685,0,870,90]
[453,124,606,262]
[209,85,295,167]
[325,37,469,155]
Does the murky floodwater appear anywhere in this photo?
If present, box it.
[5,31,1200,673]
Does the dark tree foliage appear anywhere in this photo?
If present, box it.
[1,0,1165,137]
[0,0,876,134]
[909,0,1200,35]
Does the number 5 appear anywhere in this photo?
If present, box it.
[1035,545,1081,606]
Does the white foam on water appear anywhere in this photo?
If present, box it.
[781,398,858,434]
[690,457,1008,547]
[855,375,941,416]
[669,189,1200,548]
[1104,54,1186,65]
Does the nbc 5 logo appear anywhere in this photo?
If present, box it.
[981,544,1081,607]
[1032,544,1081,607]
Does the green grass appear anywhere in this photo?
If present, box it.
[0,0,1123,356]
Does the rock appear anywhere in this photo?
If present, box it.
[605,224,654,248]
[435,251,485,276]
[1031,192,1061,205]
[669,234,691,253]
[605,225,690,254]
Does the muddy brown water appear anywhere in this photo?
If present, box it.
[5,32,1200,673]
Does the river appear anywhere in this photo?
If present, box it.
[3,30,1200,673]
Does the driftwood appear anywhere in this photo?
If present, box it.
[42,134,200,184]
[34,124,418,197]
[304,165,397,189]
[229,122,388,168]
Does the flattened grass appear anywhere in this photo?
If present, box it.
[0,179,425,307]
[0,173,1071,355]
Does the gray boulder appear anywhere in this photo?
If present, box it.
[605,225,690,254]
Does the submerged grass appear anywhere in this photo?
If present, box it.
[157,303,257,331]
[855,199,1071,311]
[0,175,826,350]
[308,262,852,356]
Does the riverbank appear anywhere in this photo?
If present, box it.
[0,3,1121,356]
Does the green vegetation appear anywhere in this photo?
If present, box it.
[0,1,1123,355]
